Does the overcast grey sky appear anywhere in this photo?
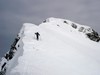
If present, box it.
[0,0,100,57]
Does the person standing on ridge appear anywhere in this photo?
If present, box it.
[35,32,40,40]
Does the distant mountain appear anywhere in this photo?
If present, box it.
[0,17,100,75]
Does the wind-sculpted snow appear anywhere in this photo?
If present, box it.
[0,17,100,75]
[43,17,100,42]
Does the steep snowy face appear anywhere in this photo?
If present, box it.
[42,17,100,42]
[0,17,100,75]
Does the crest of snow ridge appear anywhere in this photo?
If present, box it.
[0,17,100,75]
[42,17,100,42]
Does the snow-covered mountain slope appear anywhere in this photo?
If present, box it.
[0,17,100,75]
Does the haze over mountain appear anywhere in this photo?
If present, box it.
[0,17,100,75]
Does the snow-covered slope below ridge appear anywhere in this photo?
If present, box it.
[1,17,100,75]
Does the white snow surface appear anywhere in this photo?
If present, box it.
[6,18,100,75]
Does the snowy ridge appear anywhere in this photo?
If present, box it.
[0,17,100,75]
[42,17,100,42]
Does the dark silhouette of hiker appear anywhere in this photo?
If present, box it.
[35,32,40,40]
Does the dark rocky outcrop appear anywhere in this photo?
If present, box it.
[78,27,84,32]
[71,23,77,29]
[86,29,100,42]
[0,68,6,75]
[78,27,100,42]
[63,21,68,24]
[43,20,46,23]
[0,36,20,75]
